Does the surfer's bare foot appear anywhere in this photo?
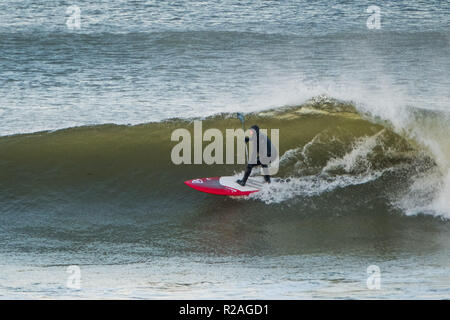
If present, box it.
[237,179,246,186]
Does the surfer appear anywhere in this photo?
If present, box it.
[237,125,276,186]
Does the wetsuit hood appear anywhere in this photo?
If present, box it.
[250,125,260,135]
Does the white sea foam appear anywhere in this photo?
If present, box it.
[249,171,385,204]
[322,131,384,173]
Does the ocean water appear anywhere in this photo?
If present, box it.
[0,0,449,299]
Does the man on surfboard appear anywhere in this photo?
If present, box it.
[237,125,277,186]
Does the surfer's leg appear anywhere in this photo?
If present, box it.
[262,164,271,183]
[237,164,254,186]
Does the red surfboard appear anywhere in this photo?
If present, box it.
[184,176,264,196]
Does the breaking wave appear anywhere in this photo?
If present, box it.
[0,96,448,219]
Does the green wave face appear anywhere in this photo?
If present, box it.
[0,97,443,219]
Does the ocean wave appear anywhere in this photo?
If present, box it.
[1,96,448,219]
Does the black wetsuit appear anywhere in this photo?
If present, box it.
[238,125,275,186]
